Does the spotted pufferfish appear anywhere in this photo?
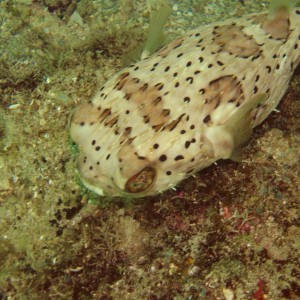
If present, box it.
[70,0,300,198]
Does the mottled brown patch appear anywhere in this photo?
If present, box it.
[118,75,171,128]
[157,36,185,57]
[214,25,261,57]
[71,103,99,125]
[202,75,244,124]
[117,136,151,179]
[262,9,290,39]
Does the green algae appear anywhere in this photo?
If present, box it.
[0,0,299,299]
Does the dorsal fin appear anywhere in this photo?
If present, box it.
[122,4,171,66]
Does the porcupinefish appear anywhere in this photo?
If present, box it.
[70,0,300,198]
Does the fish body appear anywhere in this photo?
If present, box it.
[70,2,300,198]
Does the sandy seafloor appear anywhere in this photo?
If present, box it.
[0,0,299,299]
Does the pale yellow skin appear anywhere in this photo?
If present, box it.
[70,6,300,198]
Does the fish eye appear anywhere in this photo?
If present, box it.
[125,167,156,193]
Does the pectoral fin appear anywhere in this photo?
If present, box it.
[205,94,266,160]
[224,94,266,150]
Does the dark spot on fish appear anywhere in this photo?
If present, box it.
[203,115,211,123]
[159,154,167,162]
[184,96,190,103]
[140,83,148,91]
[251,53,261,61]
[187,168,194,174]
[153,96,162,105]
[186,77,194,84]
[175,155,184,161]
[174,42,182,49]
